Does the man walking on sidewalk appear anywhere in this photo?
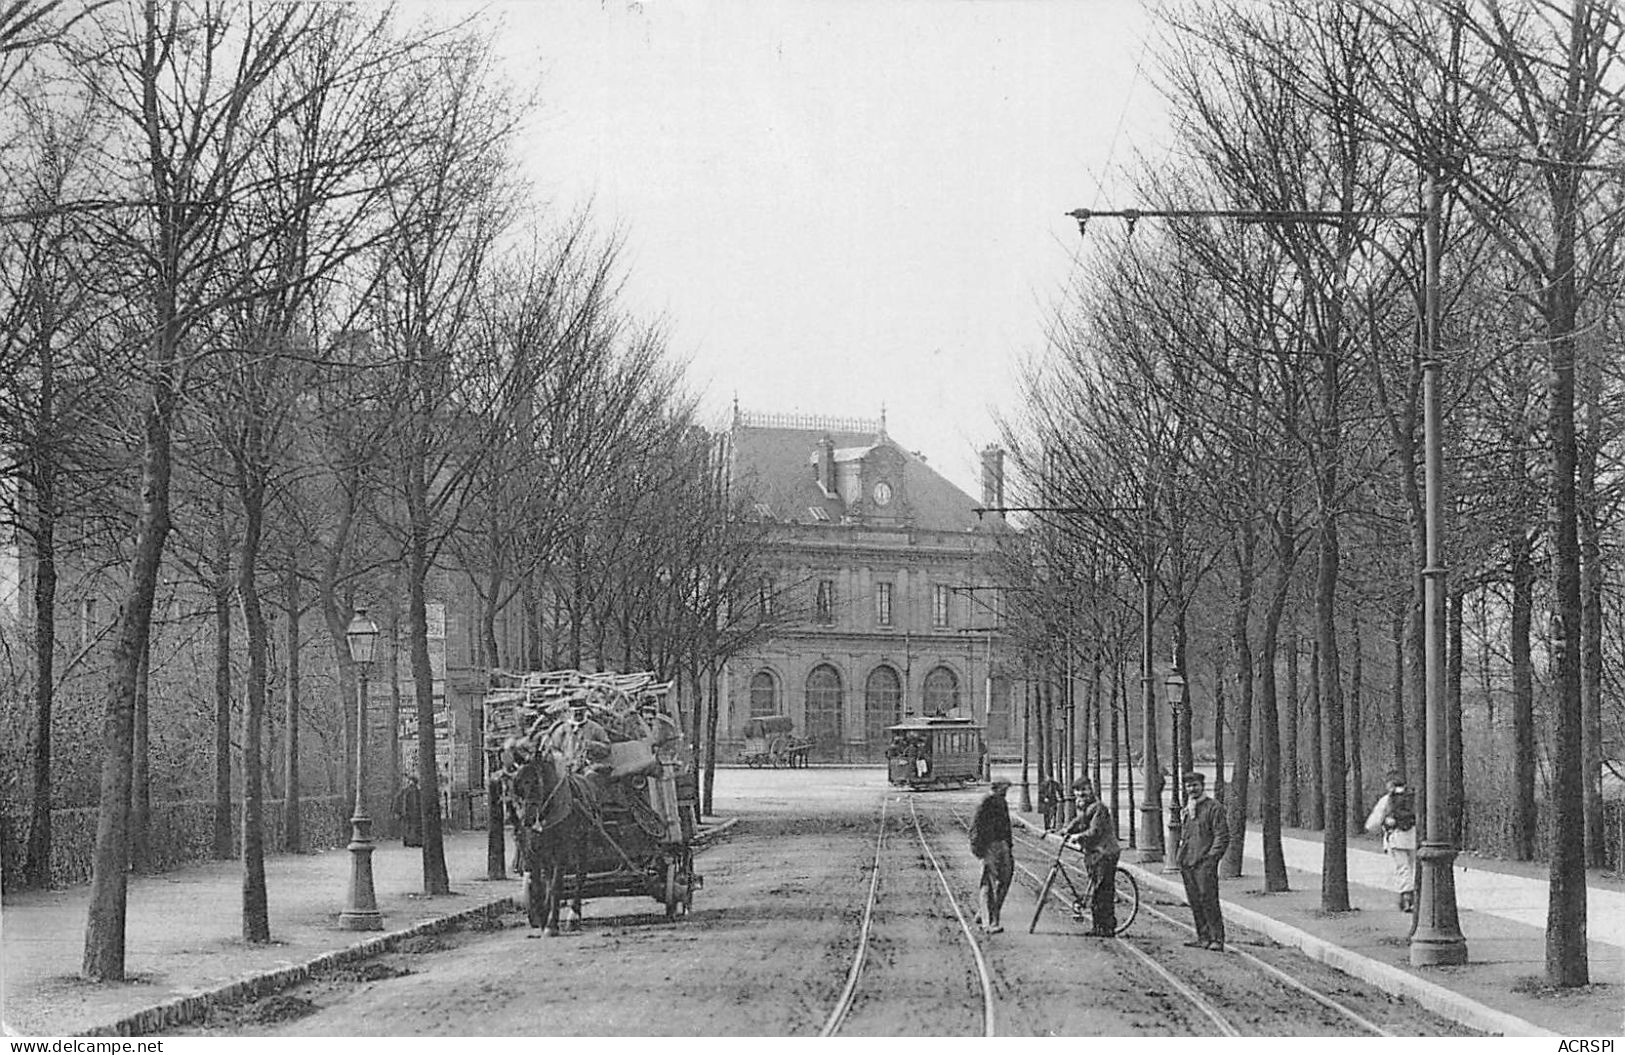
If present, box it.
[970,778,1014,933]
[1364,772,1418,911]
[1177,771,1229,951]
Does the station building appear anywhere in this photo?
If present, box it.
[720,409,1020,762]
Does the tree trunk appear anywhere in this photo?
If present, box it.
[1578,330,1604,867]
[407,498,452,895]
[1213,656,1227,804]
[130,644,151,873]
[387,614,403,839]
[237,485,271,942]
[25,481,57,889]
[1109,651,1121,828]
[1173,607,1194,784]
[1258,528,1293,892]
[1222,525,1256,878]
[1406,580,1426,823]
[1308,636,1323,831]
[704,662,721,818]
[1446,586,1465,845]
[1348,607,1365,832]
[1544,179,1588,987]
[213,520,234,860]
[1119,660,1136,847]
[1315,498,1347,912]
[1389,599,1407,778]
[1510,530,1536,860]
[1284,627,1300,829]
[283,552,302,853]
[82,322,178,980]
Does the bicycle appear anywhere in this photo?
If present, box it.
[1027,838,1140,936]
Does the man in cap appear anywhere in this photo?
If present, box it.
[545,697,612,777]
[1175,771,1229,950]
[1059,778,1120,935]
[969,777,1015,933]
[638,698,683,765]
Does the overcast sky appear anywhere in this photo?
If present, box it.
[454,0,1171,495]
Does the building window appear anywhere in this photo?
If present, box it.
[876,582,893,627]
[749,671,778,717]
[806,664,844,756]
[815,579,835,624]
[932,584,951,627]
[864,665,902,746]
[924,665,959,715]
[758,577,775,620]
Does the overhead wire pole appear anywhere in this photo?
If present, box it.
[975,502,1160,859]
[1063,192,1465,963]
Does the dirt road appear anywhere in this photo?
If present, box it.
[178,769,1474,1036]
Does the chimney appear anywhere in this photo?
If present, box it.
[980,445,1005,518]
[819,434,837,497]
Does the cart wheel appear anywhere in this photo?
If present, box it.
[664,856,687,919]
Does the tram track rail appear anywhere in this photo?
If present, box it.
[821,795,997,1037]
[946,802,1393,1037]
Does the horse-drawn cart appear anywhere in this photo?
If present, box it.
[740,714,812,768]
[489,670,701,933]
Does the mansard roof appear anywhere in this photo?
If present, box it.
[727,413,988,533]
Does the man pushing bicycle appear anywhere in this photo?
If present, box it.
[1058,778,1120,936]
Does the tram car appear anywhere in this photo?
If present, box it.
[886,715,986,789]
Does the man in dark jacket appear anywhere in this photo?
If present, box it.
[970,778,1014,933]
[1176,771,1229,950]
[1060,778,1120,935]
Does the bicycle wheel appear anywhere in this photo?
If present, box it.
[1112,866,1140,935]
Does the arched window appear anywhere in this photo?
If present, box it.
[749,671,778,717]
[864,665,902,746]
[806,664,844,755]
[923,665,960,715]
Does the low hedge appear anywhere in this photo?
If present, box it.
[1,796,349,891]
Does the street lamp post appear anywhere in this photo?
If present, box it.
[1067,187,1466,961]
[1165,670,1187,868]
[1410,172,1467,966]
[339,608,383,931]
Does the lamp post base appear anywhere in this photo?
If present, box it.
[1137,803,1164,863]
[340,813,384,932]
[1410,841,1467,965]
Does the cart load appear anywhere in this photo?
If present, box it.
[486,669,700,929]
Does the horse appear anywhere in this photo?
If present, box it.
[503,744,598,936]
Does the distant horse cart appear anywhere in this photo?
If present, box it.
[489,670,700,934]
[740,714,812,768]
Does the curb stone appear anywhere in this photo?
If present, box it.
[1015,816,1555,1038]
[79,819,738,1038]
[81,896,520,1038]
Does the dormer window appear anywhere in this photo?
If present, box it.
[808,506,830,522]
[753,502,774,520]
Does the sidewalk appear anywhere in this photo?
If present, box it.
[1016,807,1624,1038]
[3,831,522,1037]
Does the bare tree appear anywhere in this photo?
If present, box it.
[72,0,324,980]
